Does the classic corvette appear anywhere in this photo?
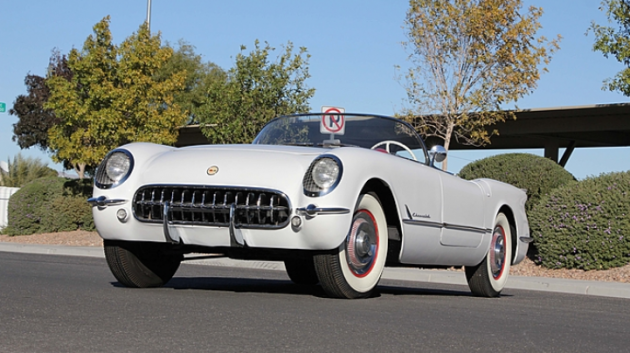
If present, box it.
[89,113,531,299]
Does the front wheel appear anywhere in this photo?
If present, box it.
[465,213,513,297]
[104,240,183,288]
[314,193,388,299]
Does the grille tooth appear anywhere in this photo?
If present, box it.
[200,192,207,223]
[133,186,290,229]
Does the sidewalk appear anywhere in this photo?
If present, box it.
[2,242,630,299]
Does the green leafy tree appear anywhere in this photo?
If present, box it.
[45,16,187,179]
[156,40,227,124]
[9,51,72,152]
[590,0,630,96]
[0,153,58,187]
[197,40,315,144]
[399,0,560,170]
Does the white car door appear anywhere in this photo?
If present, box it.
[439,172,487,248]
[395,162,445,265]
[396,164,488,266]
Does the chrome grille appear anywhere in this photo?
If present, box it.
[133,185,291,229]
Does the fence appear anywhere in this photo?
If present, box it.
[0,187,20,231]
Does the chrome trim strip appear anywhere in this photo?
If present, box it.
[296,204,351,217]
[87,196,128,207]
[402,219,443,229]
[403,219,491,234]
[519,237,534,243]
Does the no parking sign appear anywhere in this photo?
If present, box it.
[320,106,345,135]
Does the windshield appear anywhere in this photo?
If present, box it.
[253,113,428,163]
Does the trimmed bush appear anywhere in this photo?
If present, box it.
[458,153,576,211]
[41,195,95,232]
[4,177,65,235]
[529,171,630,270]
[4,177,94,236]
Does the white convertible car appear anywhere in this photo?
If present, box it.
[89,113,530,299]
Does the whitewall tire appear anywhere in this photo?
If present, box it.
[314,193,388,299]
[465,212,512,297]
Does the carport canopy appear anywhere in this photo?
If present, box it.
[424,103,630,167]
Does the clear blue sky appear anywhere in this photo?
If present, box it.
[0,0,627,179]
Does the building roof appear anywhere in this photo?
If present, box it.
[437,103,630,151]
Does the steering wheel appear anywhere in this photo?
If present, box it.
[370,140,418,161]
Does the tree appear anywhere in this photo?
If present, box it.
[156,40,227,124]
[45,16,187,179]
[590,0,630,96]
[9,51,71,152]
[399,0,560,170]
[0,154,58,187]
[197,40,315,144]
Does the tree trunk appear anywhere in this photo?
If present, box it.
[74,162,86,180]
[442,124,453,171]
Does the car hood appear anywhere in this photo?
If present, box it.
[133,144,326,191]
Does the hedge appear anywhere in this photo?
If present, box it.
[528,171,630,270]
[4,177,94,236]
[458,153,576,211]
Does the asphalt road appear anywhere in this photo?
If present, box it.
[1,252,628,353]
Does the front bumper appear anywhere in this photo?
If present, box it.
[91,195,352,251]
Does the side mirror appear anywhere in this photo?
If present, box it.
[429,145,447,166]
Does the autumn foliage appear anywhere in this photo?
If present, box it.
[399,0,561,169]
[44,16,187,178]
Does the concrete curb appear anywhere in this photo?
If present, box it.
[2,242,630,299]
[0,243,105,258]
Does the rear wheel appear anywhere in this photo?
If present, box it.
[314,193,388,299]
[284,257,319,285]
[104,240,183,288]
[465,213,512,297]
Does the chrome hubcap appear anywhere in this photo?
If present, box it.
[346,210,378,276]
[489,226,506,279]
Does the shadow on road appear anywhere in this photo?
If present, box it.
[111,276,478,299]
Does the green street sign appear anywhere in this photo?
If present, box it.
[0,102,5,113]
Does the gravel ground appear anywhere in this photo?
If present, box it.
[2,230,630,283]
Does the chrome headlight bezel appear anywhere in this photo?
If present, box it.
[94,149,134,189]
[303,155,343,197]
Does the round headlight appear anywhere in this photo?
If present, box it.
[95,149,134,189]
[311,158,340,189]
[105,152,131,182]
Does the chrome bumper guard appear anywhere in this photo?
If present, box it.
[162,201,246,246]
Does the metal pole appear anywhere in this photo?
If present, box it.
[146,0,152,31]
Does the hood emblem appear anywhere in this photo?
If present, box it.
[207,166,219,175]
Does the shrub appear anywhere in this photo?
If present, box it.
[41,195,95,232]
[529,171,630,270]
[4,177,65,235]
[4,177,94,236]
[458,153,576,211]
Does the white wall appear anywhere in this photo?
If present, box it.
[0,187,20,231]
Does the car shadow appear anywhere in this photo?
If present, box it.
[111,277,477,299]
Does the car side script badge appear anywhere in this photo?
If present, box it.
[207,166,219,175]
